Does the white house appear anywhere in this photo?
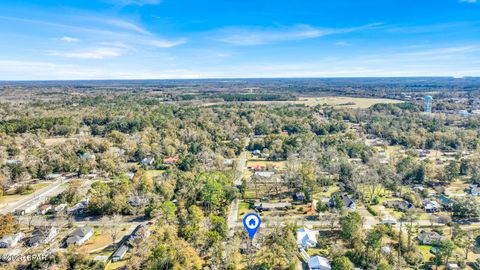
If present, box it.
[307,255,331,270]
[0,233,24,248]
[469,185,480,196]
[28,226,57,246]
[296,227,319,249]
[67,199,89,214]
[66,227,94,246]
[254,171,275,178]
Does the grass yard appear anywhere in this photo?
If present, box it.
[106,259,129,270]
[78,229,113,253]
[444,181,469,196]
[237,201,251,219]
[146,170,165,177]
[418,245,433,262]
[246,160,287,170]
[306,247,327,257]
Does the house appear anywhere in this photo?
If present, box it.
[163,157,178,165]
[252,150,261,156]
[381,216,397,225]
[307,255,331,270]
[66,227,94,246]
[223,159,234,166]
[28,226,57,246]
[93,255,109,262]
[141,157,155,166]
[67,199,89,215]
[329,193,356,209]
[45,173,63,180]
[37,204,52,215]
[469,185,480,196]
[53,204,67,213]
[436,195,453,208]
[14,196,46,215]
[296,227,318,249]
[6,159,19,165]
[293,192,306,202]
[112,244,129,262]
[446,263,460,270]
[254,171,275,178]
[250,165,267,171]
[383,200,413,212]
[253,202,292,211]
[424,200,440,213]
[128,224,150,244]
[126,172,135,179]
[128,196,147,207]
[0,233,24,248]
[417,231,443,245]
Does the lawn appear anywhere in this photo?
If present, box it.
[237,202,251,219]
[106,259,129,270]
[418,245,433,262]
[246,160,287,170]
[306,247,327,257]
[78,229,113,253]
[146,170,165,178]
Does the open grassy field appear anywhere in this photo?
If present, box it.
[204,96,403,109]
[249,97,403,108]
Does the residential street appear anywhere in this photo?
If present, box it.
[0,180,66,215]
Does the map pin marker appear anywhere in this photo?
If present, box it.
[243,213,261,239]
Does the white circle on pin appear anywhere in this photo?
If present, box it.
[245,215,260,229]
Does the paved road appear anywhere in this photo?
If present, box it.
[0,180,66,215]
[17,215,145,227]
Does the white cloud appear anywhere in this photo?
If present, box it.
[334,41,351,46]
[48,47,124,59]
[0,15,187,50]
[102,19,151,35]
[60,36,80,43]
[460,0,477,3]
[215,23,381,46]
[148,38,187,48]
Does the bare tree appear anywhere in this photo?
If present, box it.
[102,214,123,247]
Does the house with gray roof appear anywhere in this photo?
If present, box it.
[66,226,94,246]
[28,226,57,247]
[0,233,24,248]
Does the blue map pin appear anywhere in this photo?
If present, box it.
[243,213,261,239]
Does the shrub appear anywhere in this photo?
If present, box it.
[366,205,378,216]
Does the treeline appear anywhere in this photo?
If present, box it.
[0,117,74,135]
[178,93,294,102]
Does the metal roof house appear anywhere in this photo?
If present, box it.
[112,244,128,262]
[307,255,331,270]
[296,227,318,249]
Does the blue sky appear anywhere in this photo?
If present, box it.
[0,0,479,80]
